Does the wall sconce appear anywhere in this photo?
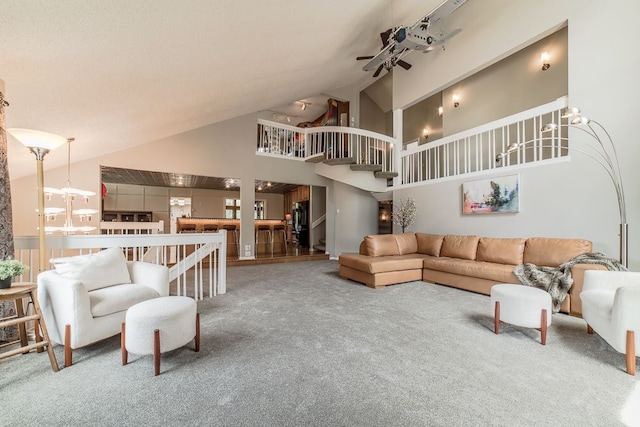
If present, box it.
[453,94,460,108]
[422,128,429,142]
[438,106,443,117]
[541,51,550,71]
[301,102,308,111]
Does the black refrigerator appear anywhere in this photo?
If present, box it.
[293,201,309,249]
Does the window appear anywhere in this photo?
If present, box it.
[225,198,240,219]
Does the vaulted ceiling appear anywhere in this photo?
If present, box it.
[2,0,445,181]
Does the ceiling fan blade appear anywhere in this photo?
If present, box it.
[372,64,384,78]
[397,60,412,70]
[380,29,393,47]
[356,56,375,61]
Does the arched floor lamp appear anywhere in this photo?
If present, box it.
[495,108,627,268]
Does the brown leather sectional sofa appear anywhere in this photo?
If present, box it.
[338,233,606,317]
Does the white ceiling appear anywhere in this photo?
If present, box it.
[1,0,445,179]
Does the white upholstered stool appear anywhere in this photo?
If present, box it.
[490,284,552,345]
[121,296,200,376]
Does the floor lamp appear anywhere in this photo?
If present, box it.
[7,129,67,272]
[495,108,628,268]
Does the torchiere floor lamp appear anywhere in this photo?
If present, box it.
[7,129,67,272]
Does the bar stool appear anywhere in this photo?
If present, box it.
[255,224,272,256]
[222,224,239,256]
[0,283,59,372]
[179,224,197,233]
[272,223,287,254]
[203,224,218,232]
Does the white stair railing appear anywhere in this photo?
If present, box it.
[257,119,398,174]
[13,231,227,300]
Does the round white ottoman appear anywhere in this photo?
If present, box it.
[121,296,200,376]
[490,284,552,345]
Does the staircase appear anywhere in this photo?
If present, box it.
[313,238,326,253]
[257,119,399,192]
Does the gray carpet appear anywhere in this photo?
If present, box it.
[1,260,639,427]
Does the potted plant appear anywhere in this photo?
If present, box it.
[0,258,28,289]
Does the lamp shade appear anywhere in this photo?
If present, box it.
[7,128,67,151]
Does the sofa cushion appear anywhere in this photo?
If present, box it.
[362,234,400,257]
[395,233,418,255]
[440,235,480,260]
[423,257,517,283]
[89,283,160,318]
[50,247,131,292]
[476,237,526,265]
[338,253,426,274]
[523,237,592,267]
[416,233,445,256]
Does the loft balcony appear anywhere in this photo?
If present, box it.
[256,119,399,191]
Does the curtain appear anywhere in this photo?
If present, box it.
[0,88,18,342]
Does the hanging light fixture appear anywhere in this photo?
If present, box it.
[44,137,98,234]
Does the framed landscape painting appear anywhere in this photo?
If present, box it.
[462,174,520,215]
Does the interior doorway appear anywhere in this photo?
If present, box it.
[169,197,192,234]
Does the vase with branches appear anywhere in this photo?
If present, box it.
[392,197,416,233]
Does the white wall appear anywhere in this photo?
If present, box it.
[11,1,638,266]
[391,0,640,269]
[10,112,337,254]
[333,181,379,253]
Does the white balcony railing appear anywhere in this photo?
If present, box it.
[13,231,227,300]
[400,97,570,186]
[256,119,398,175]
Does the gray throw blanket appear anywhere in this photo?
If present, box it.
[513,252,627,312]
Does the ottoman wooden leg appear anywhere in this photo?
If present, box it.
[195,313,200,353]
[154,329,161,376]
[540,309,547,345]
[587,324,594,334]
[121,323,127,365]
[494,301,500,335]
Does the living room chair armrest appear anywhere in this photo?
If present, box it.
[128,261,170,297]
[582,270,637,294]
[37,270,93,345]
[613,286,640,331]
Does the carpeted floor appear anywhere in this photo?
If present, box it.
[1,260,639,426]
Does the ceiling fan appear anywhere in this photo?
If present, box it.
[356,29,412,78]
[357,0,468,78]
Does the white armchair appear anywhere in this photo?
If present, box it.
[37,248,169,367]
[580,270,640,375]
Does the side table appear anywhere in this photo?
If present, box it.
[0,283,59,371]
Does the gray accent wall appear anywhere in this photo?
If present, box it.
[391,1,639,269]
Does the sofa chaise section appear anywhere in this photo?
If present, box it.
[338,233,428,289]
